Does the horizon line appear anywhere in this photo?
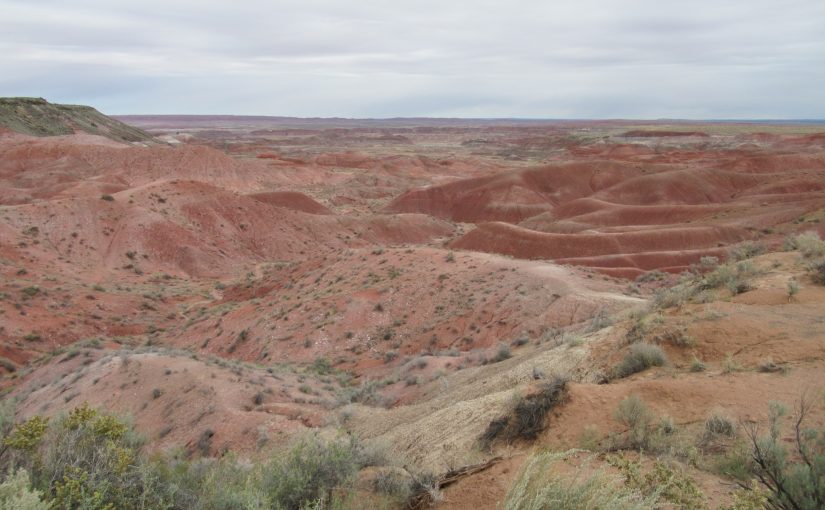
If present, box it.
[112,114,825,124]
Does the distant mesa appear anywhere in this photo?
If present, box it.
[0,97,158,144]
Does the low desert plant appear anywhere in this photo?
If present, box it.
[808,258,825,285]
[479,377,568,447]
[723,353,743,374]
[791,231,825,258]
[738,398,825,510]
[607,452,707,509]
[729,241,765,262]
[504,450,659,510]
[613,343,667,379]
[491,343,512,363]
[787,279,800,300]
[690,356,707,373]
[614,395,653,450]
[705,410,736,438]
[0,468,50,509]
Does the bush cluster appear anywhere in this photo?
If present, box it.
[612,343,667,379]
[0,402,419,510]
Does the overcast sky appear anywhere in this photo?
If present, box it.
[1,0,824,118]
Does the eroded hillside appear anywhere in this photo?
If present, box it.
[1,113,825,509]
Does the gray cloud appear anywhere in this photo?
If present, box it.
[1,0,823,117]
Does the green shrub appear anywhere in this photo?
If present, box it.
[614,395,653,450]
[690,356,707,372]
[729,241,765,262]
[504,451,658,510]
[491,343,512,363]
[0,402,400,510]
[613,343,666,379]
[608,453,707,509]
[0,469,50,510]
[262,434,361,509]
[741,399,825,510]
[704,410,736,440]
[791,232,825,258]
[808,258,825,285]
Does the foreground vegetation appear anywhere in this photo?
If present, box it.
[0,401,436,509]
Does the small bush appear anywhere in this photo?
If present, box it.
[505,451,658,510]
[740,399,825,510]
[792,232,825,258]
[262,434,362,509]
[100,194,114,202]
[808,258,825,285]
[787,279,800,299]
[480,377,568,446]
[586,309,613,333]
[608,452,707,509]
[704,411,736,438]
[729,241,765,261]
[723,353,743,374]
[613,343,667,379]
[690,356,707,372]
[614,395,653,449]
[491,343,512,363]
[0,469,50,509]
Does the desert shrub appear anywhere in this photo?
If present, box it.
[311,357,333,375]
[729,241,765,262]
[635,270,668,283]
[336,379,387,407]
[504,450,659,510]
[491,343,512,363]
[371,469,413,502]
[608,452,707,509]
[658,416,677,436]
[0,357,16,373]
[510,337,529,347]
[624,310,662,344]
[655,327,694,347]
[690,356,707,372]
[787,279,800,299]
[586,309,613,333]
[723,353,743,374]
[0,402,401,510]
[705,261,759,295]
[0,403,170,509]
[791,232,825,259]
[653,284,696,309]
[720,480,769,510]
[479,377,568,447]
[262,434,361,509]
[612,343,666,379]
[614,395,653,450]
[654,260,761,309]
[0,469,50,510]
[808,258,825,285]
[704,411,736,440]
[739,399,825,510]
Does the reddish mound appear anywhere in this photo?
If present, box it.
[384,161,643,223]
[248,191,332,214]
[450,222,745,269]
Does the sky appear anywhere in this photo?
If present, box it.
[1,0,824,118]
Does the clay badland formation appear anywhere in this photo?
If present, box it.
[1,99,825,508]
